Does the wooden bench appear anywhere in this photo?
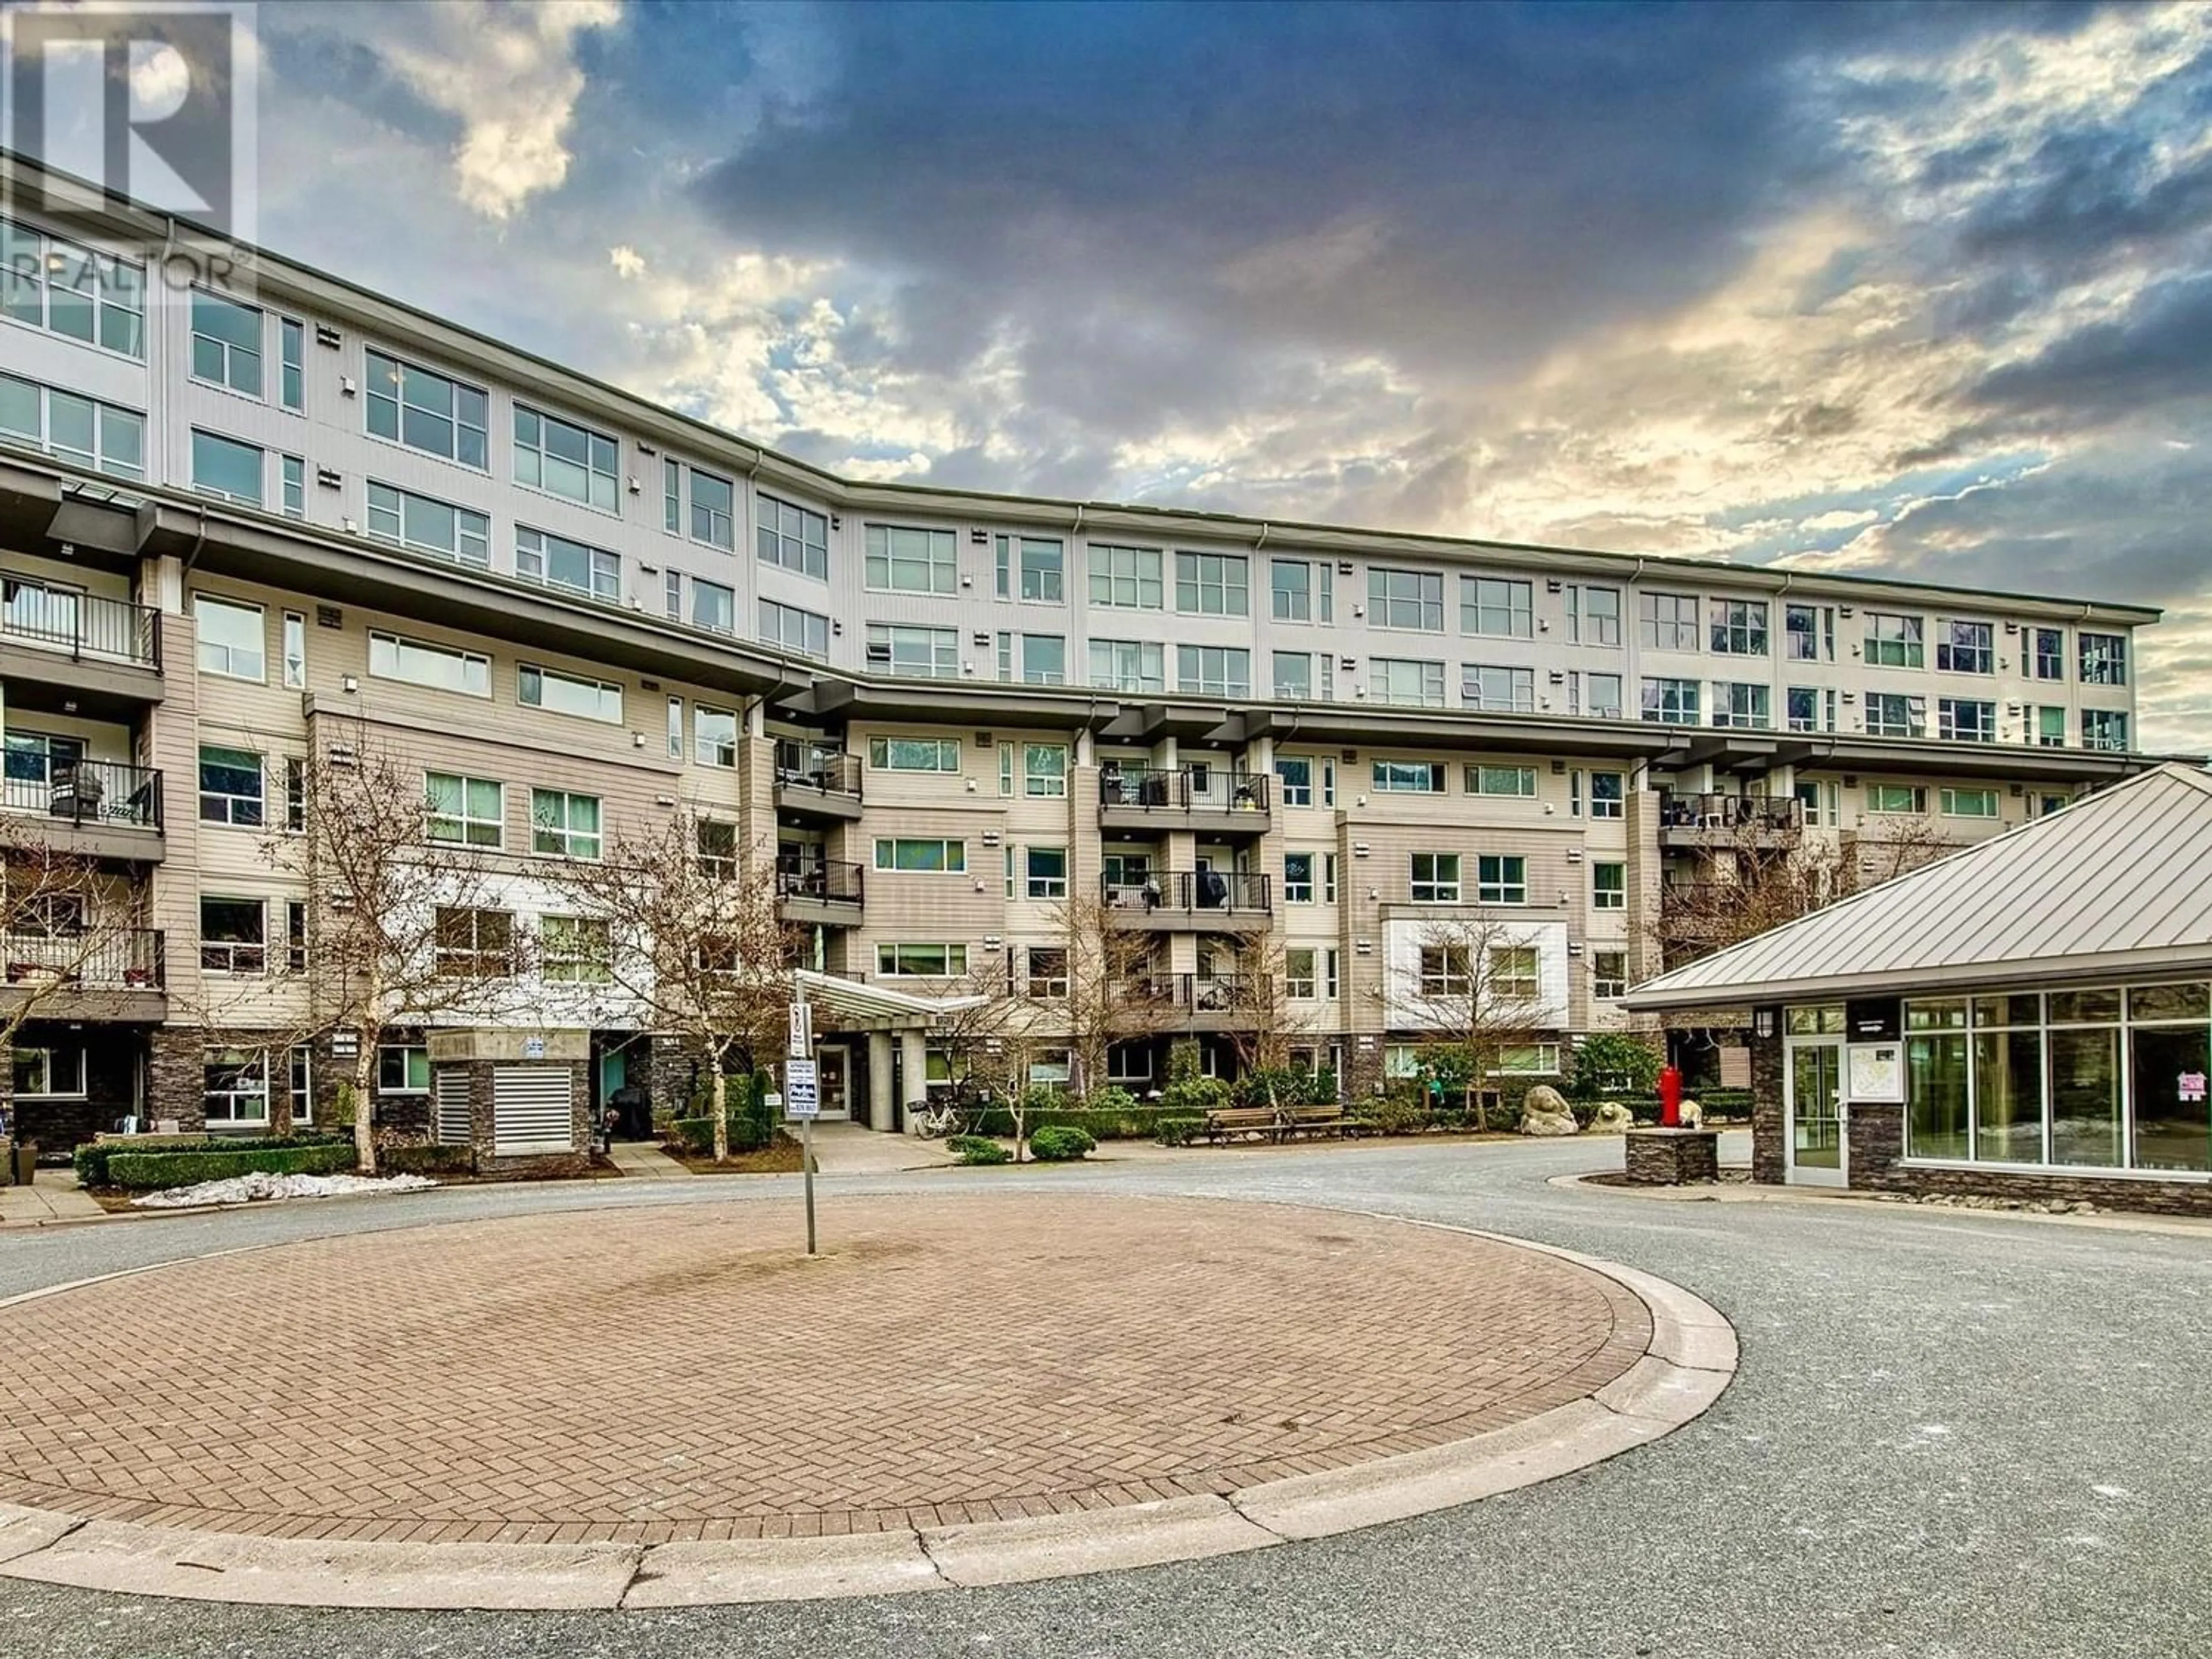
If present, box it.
[1203,1107,1278,1145]
[1277,1104,1349,1141]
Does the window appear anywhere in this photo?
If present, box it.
[2078,632,2127,686]
[875,838,965,873]
[1785,603,1829,661]
[665,569,682,619]
[662,459,682,534]
[1285,948,1319,999]
[435,906,514,976]
[1090,544,1164,608]
[1323,853,1339,902]
[756,491,827,574]
[1590,772,1624,819]
[1089,638,1164,693]
[1323,763,1337,808]
[13,1045,87,1097]
[1787,687,1827,733]
[1024,744,1068,798]
[1709,599,1770,656]
[1461,664,1534,713]
[868,736,959,772]
[1593,950,1628,1000]
[2082,709,2130,752]
[695,706,738,767]
[1459,575,1532,638]
[1868,783,1927,815]
[519,664,622,723]
[866,623,959,679]
[531,789,603,858]
[1369,566,1444,631]
[758,598,830,658]
[1939,698,1997,744]
[876,943,967,976]
[1372,657,1445,707]
[1284,851,1316,903]
[1937,620,1994,674]
[1478,855,1528,904]
[1176,644,1251,698]
[0,374,145,478]
[1419,945,1471,997]
[1866,692,1926,739]
[696,818,738,878]
[202,1049,270,1124]
[279,317,304,410]
[1865,612,1925,668]
[1567,585,1621,646]
[198,745,263,827]
[190,289,265,395]
[1374,760,1446,794]
[426,772,503,847]
[195,594,265,680]
[369,631,490,696]
[2033,627,2065,680]
[515,528,619,602]
[1640,677,1699,724]
[378,1045,431,1094]
[2027,704,2069,748]
[1468,764,1536,797]
[365,349,487,467]
[1272,651,1313,701]
[285,757,306,834]
[190,429,263,505]
[1005,633,1064,685]
[1025,846,1068,899]
[1410,853,1461,903]
[679,468,733,551]
[512,404,618,512]
[1175,551,1249,616]
[199,898,266,974]
[1272,559,1315,621]
[1025,946,1070,999]
[0,218,144,354]
[865,524,957,594]
[1712,683,1771,729]
[691,578,736,635]
[1582,673,1624,720]
[1592,862,1626,910]
[366,481,490,567]
[1277,757,1313,806]
[1494,1040,1559,1074]
[1489,946,1541,1001]
[1941,787,2000,819]
[995,535,1063,601]
[1638,592,1699,651]
[541,915,612,983]
[281,453,304,518]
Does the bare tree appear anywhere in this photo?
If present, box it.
[559,806,800,1164]
[0,819,156,1078]
[1053,889,1179,1097]
[1218,931,1312,1098]
[1380,914,1555,1130]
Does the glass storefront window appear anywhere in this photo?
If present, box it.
[2049,988,2123,1025]
[1973,994,2042,1028]
[1905,1000,1968,1031]
[1907,1034,1971,1160]
[2128,982,2209,1024]
[1786,1006,1845,1036]
[1972,1029,2045,1164]
[2048,1027,2123,1167]
[2130,1022,2211,1173]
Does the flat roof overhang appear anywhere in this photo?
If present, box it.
[805,679,1130,733]
[1240,705,1695,762]
[1770,737,2177,785]
[1619,944,2212,1013]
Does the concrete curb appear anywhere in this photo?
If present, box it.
[0,1214,1737,1609]
[1549,1171,2212,1237]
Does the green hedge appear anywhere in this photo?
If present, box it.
[666,1109,777,1156]
[960,1104,1196,1141]
[380,1142,474,1176]
[75,1133,347,1188]
[947,1134,1010,1166]
[1154,1116,1203,1147]
[104,1141,355,1191]
[1028,1125,1096,1162]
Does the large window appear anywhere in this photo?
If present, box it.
[1369,567,1444,631]
[1410,853,1461,903]
[688,468,736,551]
[1936,620,1994,674]
[1709,599,1769,656]
[1640,677,1699,725]
[1785,603,1829,662]
[1868,783,1927,815]
[757,491,826,574]
[877,944,967,976]
[1374,760,1446,794]
[1176,644,1251,698]
[1567,585,1620,646]
[1001,632,1065,685]
[1712,682,1771,729]
[1090,544,1164,609]
[1024,743,1069,797]
[1271,558,1316,621]
[1490,947,1541,1002]
[199,898,266,974]
[520,664,622,722]
[1593,951,1628,1000]
[1,216,145,355]
[1590,772,1625,819]
[2082,709,2130,752]
[516,527,619,602]
[1024,846,1069,899]
[2078,632,2128,686]
[367,481,490,567]
[1864,611,1925,668]
[370,631,491,696]
[1283,851,1315,903]
[1866,691,1926,739]
[692,578,736,635]
[1592,861,1626,910]
[1638,592,1699,651]
[0,374,145,479]
[866,524,957,594]
[541,916,612,983]
[1370,657,1445,707]
[2032,628,2065,680]
[1787,687,1832,733]
[435,906,514,977]
[202,1048,270,1124]
[868,736,959,772]
[1939,698,1997,744]
[1467,764,1536,798]
[1419,945,1471,998]
[866,623,958,678]
[1175,551,1249,616]
[1940,786,2000,819]
[760,597,830,658]
[379,1045,431,1094]
[365,349,488,467]
[13,1044,87,1098]
[1478,855,1527,904]
[1462,664,1535,713]
[695,706,738,767]
[198,745,263,827]
[875,838,966,873]
[191,429,263,505]
[531,789,603,858]
[1462,576,1532,638]
[1090,638,1164,693]
[1272,651,1314,701]
[1581,672,1624,719]
[194,594,266,680]
[995,535,1063,602]
[513,405,618,512]
[427,772,503,847]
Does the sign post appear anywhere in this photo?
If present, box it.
[787,984,818,1255]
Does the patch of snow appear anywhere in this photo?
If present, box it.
[131,1171,437,1209]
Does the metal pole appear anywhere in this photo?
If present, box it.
[798,980,816,1256]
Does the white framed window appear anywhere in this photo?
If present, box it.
[281,317,304,410]
[1940,786,2001,819]
[1374,759,1446,793]
[1461,664,1534,713]
[197,745,264,827]
[370,631,491,697]
[875,838,966,873]
[696,817,738,877]
[1713,683,1772,729]
[695,706,738,767]
[868,736,959,772]
[541,915,613,983]
[1478,854,1527,904]
[1590,772,1625,819]
[2082,709,2130,751]
[0,216,145,355]
[1176,644,1251,698]
[1271,558,1315,622]
[1593,950,1628,1001]
[515,527,619,602]
[367,480,490,568]
[1592,861,1626,910]
[1640,677,1699,725]
[199,897,266,975]
[1865,611,1925,668]
[281,453,304,518]
[692,577,736,635]
[760,597,830,658]
[365,349,488,467]
[190,429,263,505]
[662,458,682,534]
[1025,946,1070,998]
[994,534,1065,602]
[1866,692,1926,739]
[1006,634,1065,685]
[2032,627,2066,680]
[1285,949,1319,999]
[378,1044,431,1094]
[1283,851,1315,903]
[1936,620,1994,675]
[190,289,264,396]
[1277,756,1312,806]
[426,772,504,847]
[1567,585,1621,646]
[1467,764,1536,797]
[513,404,618,512]
[1938,698,1997,744]
[1175,551,1249,616]
[285,761,306,835]
[1488,947,1541,1002]
[664,569,682,619]
[1583,672,1624,719]
[1025,845,1068,899]
[202,1047,270,1124]
[531,788,603,858]
[1638,592,1699,652]
[866,524,957,594]
[1868,783,1928,815]
[1272,650,1315,701]
[1323,853,1339,902]
[685,468,734,551]
[1419,944,1471,997]
[1411,852,1461,903]
[435,906,515,977]
[1089,544,1164,608]
[1709,599,1769,656]
[1785,603,1831,662]
[866,623,958,678]
[1493,1040,1559,1074]
[12,1044,87,1097]
[1368,566,1444,631]
[1463,577,1533,638]
[876,943,967,976]
[519,664,622,723]
[0,373,145,479]
[2078,632,2127,686]
[757,491,827,574]
[1371,657,1445,707]
[1025,743,1068,797]
[194,594,266,680]
[1089,638,1164,692]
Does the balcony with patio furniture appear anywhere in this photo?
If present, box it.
[774,741,864,823]
[1100,870,1272,933]
[1656,791,1803,850]
[1098,764,1271,838]
[0,758,164,862]
[775,855,865,927]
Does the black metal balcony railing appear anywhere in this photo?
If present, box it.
[1099,766,1270,813]
[1118,972,1266,1012]
[1,927,164,989]
[1,759,164,830]
[1657,792,1802,834]
[1100,870,1273,915]
[775,744,864,798]
[0,585,162,669]
[775,857,864,904]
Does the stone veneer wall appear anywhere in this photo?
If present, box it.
[1844,1103,2212,1217]
[1749,1031,1786,1185]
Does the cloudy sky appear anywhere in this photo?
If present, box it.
[232,2,2212,748]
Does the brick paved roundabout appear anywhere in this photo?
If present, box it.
[0,1192,1734,1607]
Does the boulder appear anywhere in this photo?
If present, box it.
[1590,1100,1636,1134]
[1520,1085,1579,1137]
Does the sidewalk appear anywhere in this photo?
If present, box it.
[0,1173,107,1228]
[603,1141,695,1180]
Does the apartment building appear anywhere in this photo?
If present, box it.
[0,157,2165,1158]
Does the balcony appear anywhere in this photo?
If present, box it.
[0,927,166,1020]
[1101,870,1272,933]
[1134,972,1270,1031]
[1099,765,1271,838]
[774,743,864,823]
[776,858,865,928]
[0,586,164,711]
[0,760,165,862]
[1656,791,1802,850]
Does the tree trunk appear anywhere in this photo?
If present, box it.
[711,1065,729,1164]
[350,1039,377,1175]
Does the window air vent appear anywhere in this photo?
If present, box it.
[315,324,342,348]
[316,467,341,488]
[325,743,357,767]
[1336,560,1355,575]
[974,731,995,748]
[970,528,988,544]
[1546,579,1564,593]
[1548,670,1566,684]
[329,891,357,911]
[315,605,342,629]
[973,631,992,646]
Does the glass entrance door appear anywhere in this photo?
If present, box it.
[816,1044,851,1120]
[1787,1040,1845,1187]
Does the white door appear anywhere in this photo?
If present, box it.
[1785,1039,1846,1188]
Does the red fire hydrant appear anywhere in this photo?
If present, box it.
[1659,1064,1683,1129]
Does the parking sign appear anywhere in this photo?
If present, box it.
[785,1058,819,1117]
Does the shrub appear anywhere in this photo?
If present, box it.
[1085,1085,1140,1118]
[1154,1115,1203,1147]
[75,1133,346,1188]
[1365,1097,1433,1136]
[105,1141,355,1191]
[667,1096,778,1157]
[1028,1124,1096,1162]
[947,1134,1010,1165]
[1161,1073,1232,1116]
[380,1142,474,1176]
[1569,1034,1662,1103]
